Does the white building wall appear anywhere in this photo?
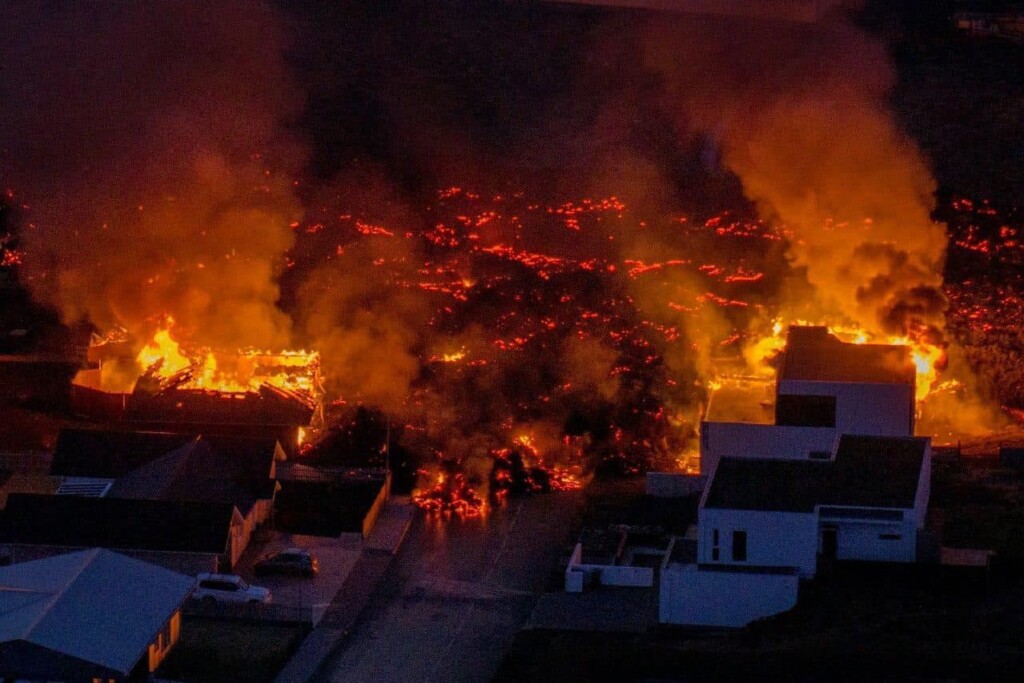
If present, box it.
[700,422,837,474]
[777,380,914,436]
[828,516,917,563]
[659,563,799,627]
[698,508,818,577]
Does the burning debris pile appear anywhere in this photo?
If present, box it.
[71,321,323,446]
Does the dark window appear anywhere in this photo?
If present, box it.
[776,394,836,427]
[732,530,748,562]
[879,533,902,540]
[712,529,720,561]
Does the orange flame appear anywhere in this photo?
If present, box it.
[744,320,943,400]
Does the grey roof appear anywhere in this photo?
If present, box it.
[0,549,194,675]
[704,435,928,513]
[779,326,915,386]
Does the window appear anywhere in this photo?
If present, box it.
[732,530,748,562]
[711,529,720,561]
[879,533,902,541]
[776,394,836,427]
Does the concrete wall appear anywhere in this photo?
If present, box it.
[777,380,914,437]
[659,563,799,627]
[699,508,818,577]
[564,542,654,591]
[829,516,917,563]
[700,422,837,474]
[645,472,707,498]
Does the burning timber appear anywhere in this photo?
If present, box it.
[71,330,323,454]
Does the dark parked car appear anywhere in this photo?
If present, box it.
[253,548,319,577]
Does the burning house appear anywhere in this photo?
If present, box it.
[659,326,933,627]
[71,325,323,455]
[701,326,918,473]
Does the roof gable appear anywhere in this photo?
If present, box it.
[0,549,194,674]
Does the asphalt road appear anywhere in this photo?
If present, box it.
[315,491,583,683]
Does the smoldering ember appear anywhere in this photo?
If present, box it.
[0,2,1023,682]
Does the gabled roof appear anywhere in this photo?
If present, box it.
[51,429,193,478]
[52,429,279,479]
[0,548,194,675]
[704,435,928,513]
[779,326,915,386]
[51,430,280,511]
[0,494,235,554]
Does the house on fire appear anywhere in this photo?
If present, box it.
[661,434,931,627]
[0,548,194,682]
[659,326,931,627]
[700,326,916,473]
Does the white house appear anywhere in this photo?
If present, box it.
[701,326,916,473]
[0,548,195,681]
[661,434,931,627]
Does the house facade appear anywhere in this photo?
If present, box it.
[662,434,931,626]
[662,326,932,628]
[0,548,194,682]
[700,327,916,473]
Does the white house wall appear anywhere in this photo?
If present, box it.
[700,422,837,473]
[777,380,914,436]
[659,563,799,627]
[829,516,918,563]
[698,508,818,577]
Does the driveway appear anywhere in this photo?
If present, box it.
[236,531,363,625]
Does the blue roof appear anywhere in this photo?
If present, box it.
[0,549,194,674]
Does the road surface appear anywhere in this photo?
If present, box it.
[315,491,583,683]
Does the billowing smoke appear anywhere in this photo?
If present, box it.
[644,11,948,339]
[0,1,303,349]
[292,166,430,411]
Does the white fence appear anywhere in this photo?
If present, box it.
[565,542,654,592]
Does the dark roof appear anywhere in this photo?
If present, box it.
[52,430,280,510]
[0,493,235,554]
[704,435,927,513]
[51,429,193,478]
[779,326,915,385]
[108,437,276,512]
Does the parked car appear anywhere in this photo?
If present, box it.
[253,548,319,577]
[193,573,271,604]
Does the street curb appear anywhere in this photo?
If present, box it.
[273,501,414,683]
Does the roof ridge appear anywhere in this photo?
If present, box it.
[21,549,99,639]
